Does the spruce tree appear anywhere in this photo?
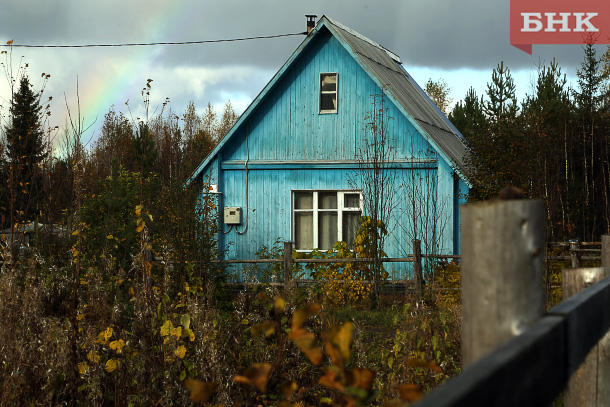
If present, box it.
[134,123,158,178]
[4,75,48,222]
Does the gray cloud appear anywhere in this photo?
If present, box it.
[0,0,606,144]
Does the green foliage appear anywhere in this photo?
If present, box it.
[243,238,287,284]
[306,216,388,308]
[133,123,158,178]
[2,75,49,222]
[424,78,452,115]
[450,52,610,240]
[379,302,461,398]
[432,261,461,307]
[80,164,142,269]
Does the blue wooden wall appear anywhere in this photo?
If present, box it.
[199,28,463,281]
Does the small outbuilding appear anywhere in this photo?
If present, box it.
[187,16,470,280]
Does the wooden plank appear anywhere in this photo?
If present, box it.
[547,256,601,261]
[413,316,566,407]
[413,239,423,301]
[557,268,610,407]
[602,236,610,267]
[283,241,293,282]
[569,239,581,268]
[461,200,545,367]
[293,257,413,264]
[547,273,610,376]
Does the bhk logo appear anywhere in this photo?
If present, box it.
[510,0,609,54]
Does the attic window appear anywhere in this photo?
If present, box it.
[319,73,338,113]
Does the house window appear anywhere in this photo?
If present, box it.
[319,73,338,113]
[293,190,362,250]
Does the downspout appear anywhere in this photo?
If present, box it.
[218,152,234,235]
[237,122,249,234]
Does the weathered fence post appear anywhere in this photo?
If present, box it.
[461,200,545,367]
[562,266,610,407]
[602,235,610,267]
[569,239,581,268]
[412,239,423,301]
[283,241,293,283]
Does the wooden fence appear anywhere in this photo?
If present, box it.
[412,200,610,407]
[214,240,447,297]
[213,239,600,286]
[548,240,602,266]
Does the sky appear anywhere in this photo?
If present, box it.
[0,0,606,152]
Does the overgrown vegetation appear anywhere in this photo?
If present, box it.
[2,38,609,405]
[0,60,463,405]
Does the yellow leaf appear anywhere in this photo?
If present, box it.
[136,220,145,233]
[182,328,195,342]
[135,205,142,216]
[160,320,173,337]
[72,230,79,236]
[87,350,100,363]
[105,359,120,373]
[175,345,187,359]
[172,326,182,339]
[345,367,375,390]
[233,363,272,392]
[289,328,323,365]
[292,304,320,330]
[280,380,298,397]
[323,322,354,365]
[96,327,113,345]
[319,368,344,392]
[76,313,85,321]
[185,379,216,403]
[274,296,286,314]
[78,362,90,375]
[397,383,423,403]
[180,314,191,329]
[405,358,443,373]
[109,339,125,354]
[251,321,276,337]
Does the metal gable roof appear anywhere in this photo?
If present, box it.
[323,16,469,178]
[187,16,469,185]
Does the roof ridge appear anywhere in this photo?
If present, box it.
[322,16,402,63]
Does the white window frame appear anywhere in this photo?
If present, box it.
[319,73,338,114]
[292,190,362,251]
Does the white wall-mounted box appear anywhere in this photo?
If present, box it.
[224,207,242,225]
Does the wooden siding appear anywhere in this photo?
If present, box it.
[220,30,435,165]
[217,165,458,281]
[196,28,463,281]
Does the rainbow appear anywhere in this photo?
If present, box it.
[76,0,202,144]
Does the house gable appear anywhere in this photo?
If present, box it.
[219,27,436,165]
[187,16,468,186]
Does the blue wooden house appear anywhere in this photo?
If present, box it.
[188,16,470,280]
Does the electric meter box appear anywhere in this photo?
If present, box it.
[224,207,242,225]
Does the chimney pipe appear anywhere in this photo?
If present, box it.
[306,15,317,34]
